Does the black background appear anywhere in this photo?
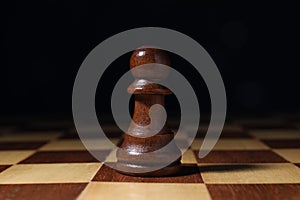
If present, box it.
[1,1,299,118]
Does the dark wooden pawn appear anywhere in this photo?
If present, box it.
[116,48,181,176]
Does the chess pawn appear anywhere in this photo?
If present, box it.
[116,48,181,176]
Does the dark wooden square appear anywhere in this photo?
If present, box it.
[207,184,300,200]
[0,142,47,150]
[0,183,87,200]
[262,139,300,148]
[20,150,110,164]
[194,150,288,163]
[0,165,11,173]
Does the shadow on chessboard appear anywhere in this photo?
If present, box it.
[149,164,265,178]
[199,164,266,172]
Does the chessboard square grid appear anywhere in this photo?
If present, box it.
[78,182,211,200]
[0,119,299,199]
[199,163,300,184]
[0,163,101,184]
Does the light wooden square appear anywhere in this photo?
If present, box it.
[0,150,35,164]
[0,163,101,184]
[78,182,211,200]
[191,139,268,150]
[104,149,117,162]
[181,149,197,164]
[199,163,300,183]
[273,149,300,163]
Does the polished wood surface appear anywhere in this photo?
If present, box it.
[116,48,181,176]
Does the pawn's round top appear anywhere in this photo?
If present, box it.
[130,48,171,69]
[128,47,172,94]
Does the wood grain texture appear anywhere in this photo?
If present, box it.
[273,149,300,163]
[206,184,300,200]
[78,182,210,200]
[0,150,34,164]
[0,183,87,200]
[0,163,101,184]
[116,48,181,176]
[130,48,170,69]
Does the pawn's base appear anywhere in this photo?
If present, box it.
[115,160,181,177]
[116,131,182,177]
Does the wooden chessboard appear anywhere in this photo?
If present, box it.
[0,117,300,200]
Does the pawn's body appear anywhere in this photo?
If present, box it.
[116,48,181,176]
